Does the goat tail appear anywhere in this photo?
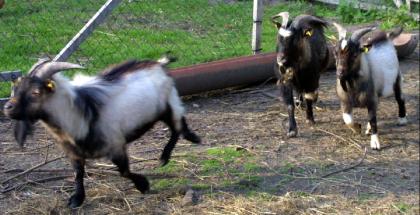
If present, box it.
[387,27,403,40]
[158,52,177,66]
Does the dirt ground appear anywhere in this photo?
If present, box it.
[0,50,419,214]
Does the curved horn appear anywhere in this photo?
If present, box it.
[350,26,376,42]
[332,22,347,40]
[271,12,289,28]
[35,61,84,79]
[28,58,50,77]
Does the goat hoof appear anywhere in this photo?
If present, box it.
[68,193,85,208]
[159,158,169,167]
[306,119,315,125]
[184,132,201,144]
[398,117,407,126]
[132,174,150,194]
[287,130,297,138]
[370,134,381,150]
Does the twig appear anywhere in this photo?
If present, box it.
[1,175,71,194]
[1,156,64,184]
[321,147,367,178]
[316,128,364,150]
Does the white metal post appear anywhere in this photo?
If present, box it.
[252,0,263,54]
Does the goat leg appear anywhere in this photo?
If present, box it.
[181,117,201,144]
[68,159,86,208]
[111,152,150,193]
[367,103,380,150]
[280,83,297,137]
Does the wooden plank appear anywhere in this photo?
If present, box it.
[0,71,22,82]
[252,0,263,54]
[53,0,122,62]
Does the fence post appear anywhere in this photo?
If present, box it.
[54,0,122,62]
[252,0,263,54]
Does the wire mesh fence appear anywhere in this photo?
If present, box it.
[0,0,276,98]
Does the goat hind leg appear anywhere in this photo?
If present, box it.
[394,74,407,125]
[111,153,149,193]
[181,117,201,144]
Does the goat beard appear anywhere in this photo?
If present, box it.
[14,120,34,148]
[279,67,294,84]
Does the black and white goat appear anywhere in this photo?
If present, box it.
[271,12,330,137]
[332,23,407,150]
[3,57,201,208]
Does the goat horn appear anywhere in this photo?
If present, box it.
[35,61,84,79]
[332,22,347,41]
[271,12,289,28]
[350,26,376,42]
[28,58,51,77]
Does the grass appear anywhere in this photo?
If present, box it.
[0,0,418,98]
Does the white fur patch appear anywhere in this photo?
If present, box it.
[279,28,292,37]
[398,117,407,125]
[342,113,353,125]
[365,122,371,135]
[370,134,380,150]
[304,92,318,101]
[341,39,348,50]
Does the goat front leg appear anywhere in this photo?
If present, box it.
[280,83,297,137]
[304,91,318,125]
[367,103,380,150]
[341,104,361,134]
[68,158,86,208]
[111,152,150,193]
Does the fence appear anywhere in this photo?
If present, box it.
[0,0,270,99]
[0,0,418,101]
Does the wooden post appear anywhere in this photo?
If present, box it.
[252,0,263,54]
[54,0,122,62]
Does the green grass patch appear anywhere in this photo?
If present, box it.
[0,0,417,98]
[154,161,183,174]
[200,159,223,174]
[206,147,246,162]
[393,202,411,213]
[152,178,191,191]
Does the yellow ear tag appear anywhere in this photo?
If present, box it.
[305,30,313,37]
[362,47,369,53]
[46,81,55,90]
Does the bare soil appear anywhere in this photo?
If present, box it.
[0,51,418,214]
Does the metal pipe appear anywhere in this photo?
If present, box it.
[170,52,276,96]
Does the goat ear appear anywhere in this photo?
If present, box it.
[272,21,282,29]
[14,120,33,148]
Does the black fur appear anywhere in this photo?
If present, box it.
[100,60,158,82]
[274,14,329,137]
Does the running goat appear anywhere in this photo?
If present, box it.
[332,23,407,150]
[3,56,201,208]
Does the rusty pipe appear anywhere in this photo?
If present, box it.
[170,52,277,96]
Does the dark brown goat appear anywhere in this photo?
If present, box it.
[271,12,330,137]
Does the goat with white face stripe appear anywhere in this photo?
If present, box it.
[272,12,330,137]
[333,23,407,150]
